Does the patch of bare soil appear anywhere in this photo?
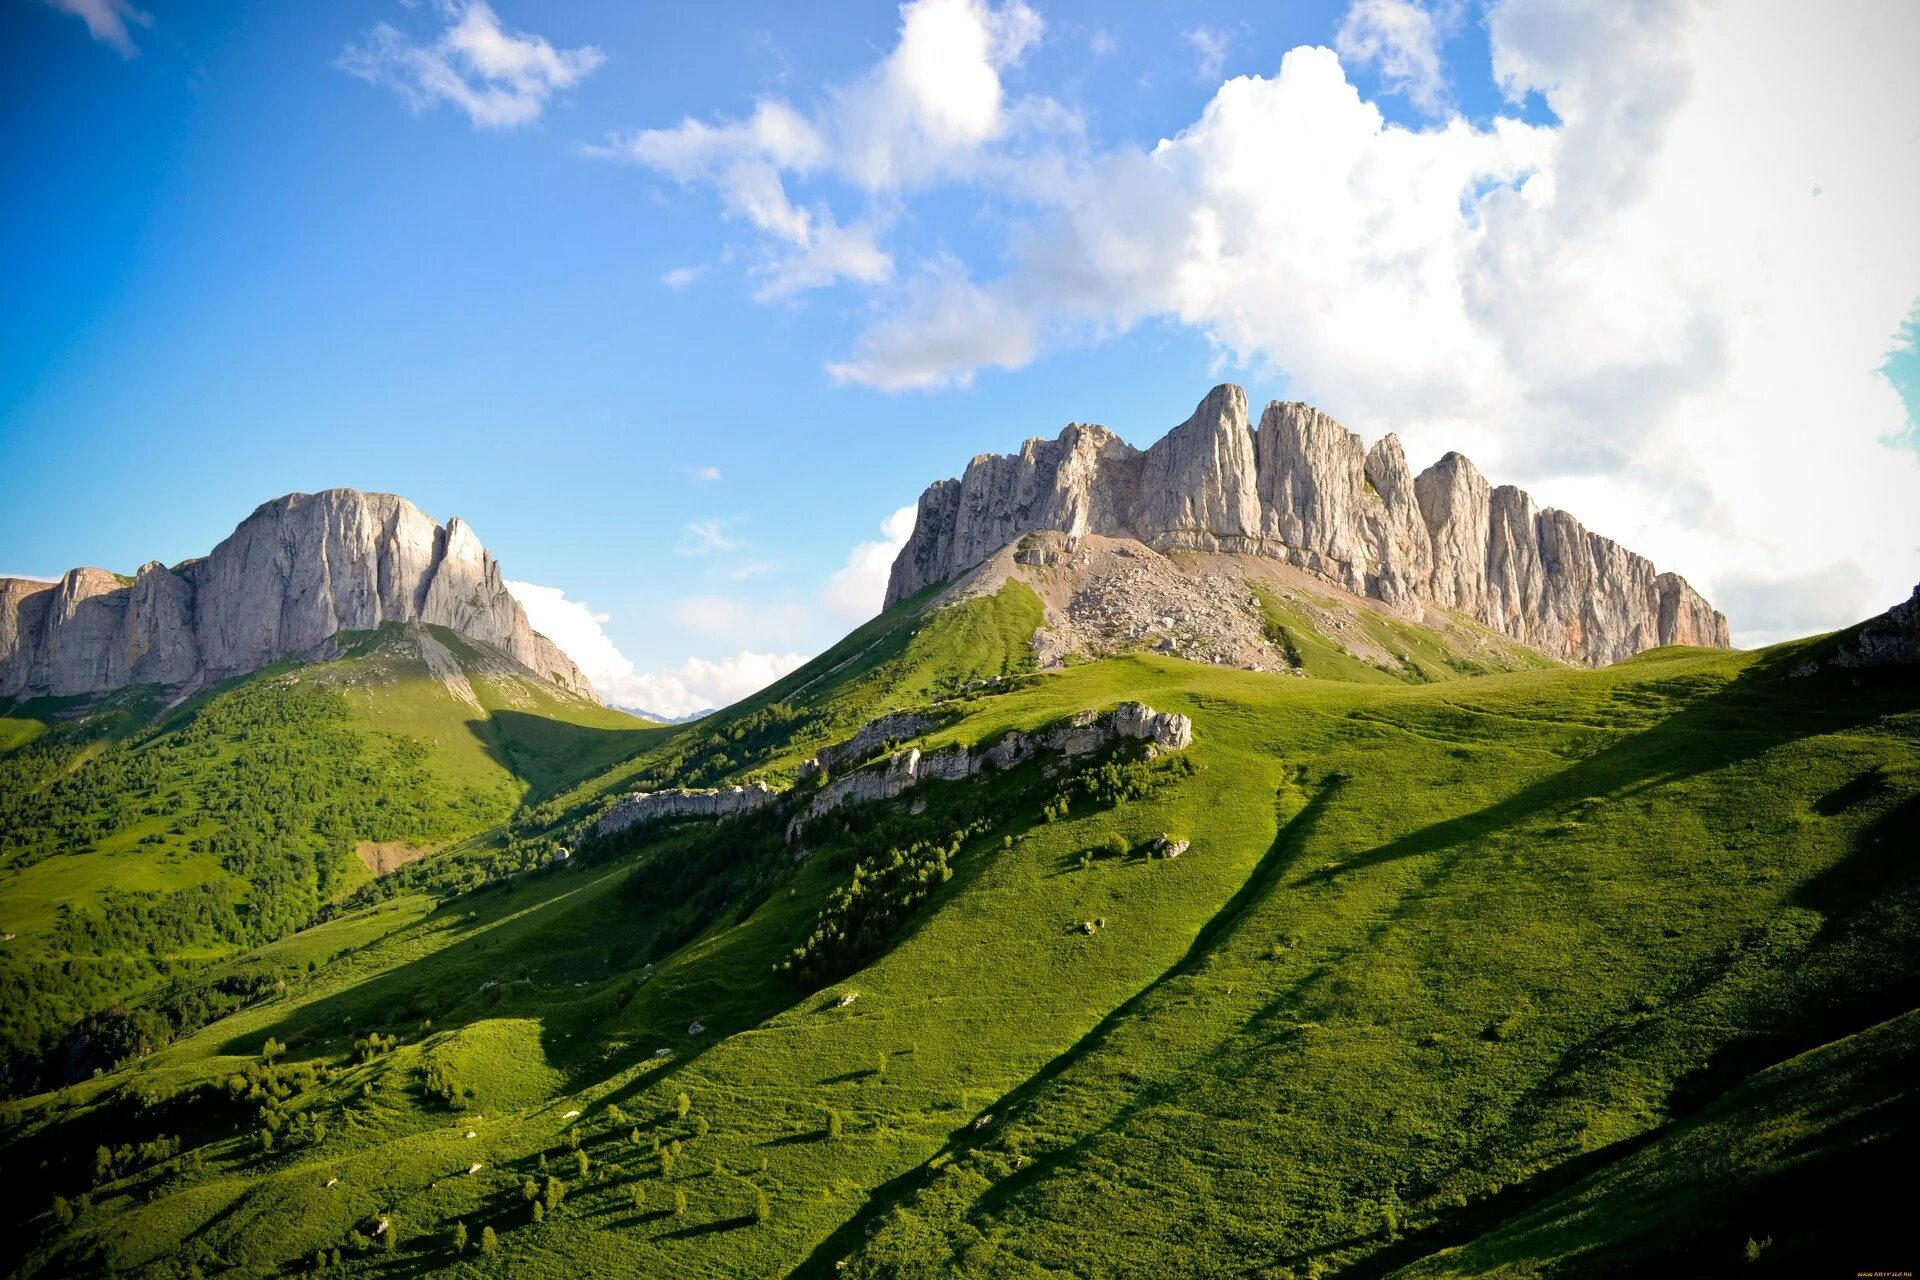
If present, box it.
[355,840,435,876]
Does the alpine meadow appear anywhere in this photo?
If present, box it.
[4,2,1919,1279]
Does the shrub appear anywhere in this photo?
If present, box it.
[1097,832,1129,859]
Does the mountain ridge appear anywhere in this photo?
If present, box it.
[887,385,1729,666]
[0,488,592,702]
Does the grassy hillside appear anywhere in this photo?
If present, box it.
[0,590,1911,1278]
[0,624,651,1092]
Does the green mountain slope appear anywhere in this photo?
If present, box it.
[0,584,1911,1279]
[0,623,651,1091]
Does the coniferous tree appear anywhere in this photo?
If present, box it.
[753,1185,771,1226]
[674,1188,688,1219]
[574,1149,590,1178]
[480,1226,498,1254]
[452,1221,467,1254]
[675,1092,691,1120]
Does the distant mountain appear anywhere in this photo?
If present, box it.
[0,488,592,702]
[616,704,714,724]
[888,384,1729,667]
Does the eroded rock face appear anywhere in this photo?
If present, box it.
[795,702,1192,832]
[885,386,1730,666]
[1829,584,1920,670]
[594,783,779,838]
[0,489,592,700]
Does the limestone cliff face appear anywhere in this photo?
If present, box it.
[0,489,593,701]
[886,386,1730,666]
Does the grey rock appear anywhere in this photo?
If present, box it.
[0,489,591,700]
[794,702,1191,835]
[594,782,779,838]
[885,385,1730,666]
[1829,584,1920,670]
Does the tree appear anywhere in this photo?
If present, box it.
[673,1187,688,1219]
[51,1195,73,1228]
[522,1177,539,1202]
[574,1149,590,1178]
[874,1052,888,1078]
[629,1127,642,1146]
[675,1092,691,1120]
[632,1183,647,1213]
[382,1214,397,1251]
[694,1115,710,1139]
[480,1226,498,1255]
[452,1221,467,1254]
[567,1126,581,1152]
[261,1037,284,1064]
[827,1109,843,1140]
[1098,831,1129,859]
[753,1185,771,1225]
[544,1175,566,1212]
[531,1200,544,1224]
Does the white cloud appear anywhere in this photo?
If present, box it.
[791,0,1920,644]
[44,0,150,57]
[1185,26,1232,82]
[338,0,604,130]
[595,0,1051,295]
[662,265,708,289]
[676,518,742,555]
[822,505,919,620]
[1334,0,1456,115]
[692,464,723,481]
[506,578,806,718]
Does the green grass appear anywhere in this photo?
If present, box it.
[0,624,652,1089]
[0,593,1915,1280]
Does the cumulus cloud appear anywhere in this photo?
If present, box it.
[506,579,806,718]
[822,506,920,620]
[594,0,1051,296]
[338,0,604,130]
[1334,0,1456,115]
[43,0,150,57]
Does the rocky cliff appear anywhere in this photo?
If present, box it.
[0,489,592,701]
[886,385,1729,666]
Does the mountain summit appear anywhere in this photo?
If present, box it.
[0,488,591,700]
[888,385,1729,666]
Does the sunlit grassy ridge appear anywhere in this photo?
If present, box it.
[1,589,1914,1279]
[0,624,647,1090]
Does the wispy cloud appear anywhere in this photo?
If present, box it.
[338,0,604,130]
[676,518,742,555]
[44,0,151,58]
[1184,25,1231,81]
[691,464,723,482]
[1334,0,1458,115]
[662,265,709,290]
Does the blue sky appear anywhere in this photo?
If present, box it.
[4,0,1918,712]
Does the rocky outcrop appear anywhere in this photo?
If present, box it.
[593,782,779,838]
[885,386,1729,666]
[1828,585,1920,670]
[797,712,941,780]
[795,702,1192,832]
[0,489,592,701]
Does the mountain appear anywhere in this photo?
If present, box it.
[888,385,1729,667]
[616,704,715,724]
[0,489,592,702]
[0,473,1911,1280]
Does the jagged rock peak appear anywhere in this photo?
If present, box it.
[0,488,593,701]
[885,385,1730,667]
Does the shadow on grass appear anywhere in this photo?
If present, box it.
[789,781,1334,1280]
